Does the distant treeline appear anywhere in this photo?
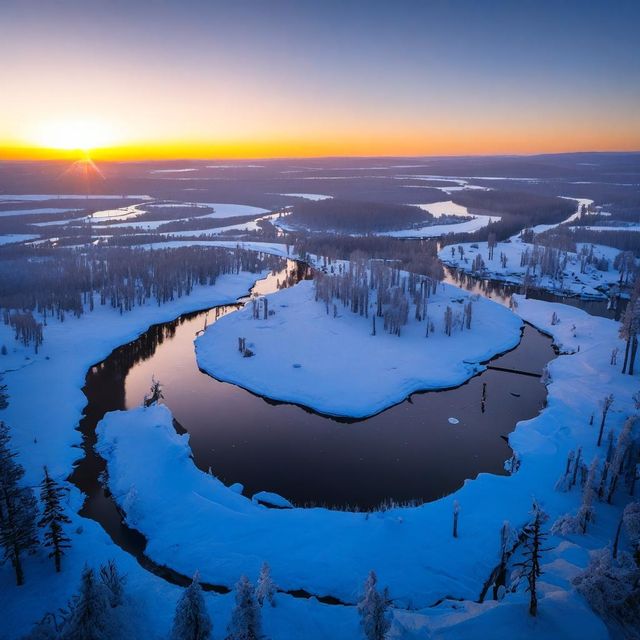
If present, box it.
[442,190,576,243]
[0,245,282,347]
[286,199,431,233]
[292,233,443,279]
[537,226,640,255]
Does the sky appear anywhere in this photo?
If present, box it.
[1,0,639,160]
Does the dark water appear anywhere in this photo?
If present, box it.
[71,260,556,522]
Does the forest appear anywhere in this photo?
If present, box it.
[285,199,432,233]
[442,190,576,243]
[0,245,282,348]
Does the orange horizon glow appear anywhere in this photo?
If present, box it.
[3,132,640,163]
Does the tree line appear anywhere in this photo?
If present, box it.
[0,245,283,349]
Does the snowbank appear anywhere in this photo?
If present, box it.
[195,279,522,417]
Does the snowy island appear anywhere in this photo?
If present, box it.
[195,263,522,417]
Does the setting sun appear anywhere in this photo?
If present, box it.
[30,118,116,152]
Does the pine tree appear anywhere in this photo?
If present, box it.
[39,467,71,573]
[256,562,276,607]
[226,575,261,640]
[0,421,38,586]
[358,571,392,640]
[515,501,551,617]
[170,572,212,640]
[60,566,114,640]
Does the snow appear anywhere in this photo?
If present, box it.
[439,239,628,299]
[252,491,294,509]
[87,287,636,635]
[371,201,501,238]
[2,245,638,638]
[526,198,593,235]
[196,278,521,417]
[278,193,333,201]
[0,233,39,245]
[0,270,273,486]
[94,292,636,609]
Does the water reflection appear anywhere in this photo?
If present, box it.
[73,260,556,511]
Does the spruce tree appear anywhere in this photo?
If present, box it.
[39,467,71,573]
[226,575,261,640]
[60,566,113,640]
[170,572,212,640]
[358,571,392,640]
[0,421,38,586]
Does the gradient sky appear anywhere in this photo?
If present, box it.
[1,0,639,159]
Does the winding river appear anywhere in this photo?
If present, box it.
[68,258,570,585]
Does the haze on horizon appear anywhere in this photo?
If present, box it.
[1,0,639,161]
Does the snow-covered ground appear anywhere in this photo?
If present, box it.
[526,198,593,235]
[195,279,522,417]
[376,201,500,238]
[278,193,333,201]
[0,233,39,245]
[1,244,637,639]
[439,240,628,299]
[0,271,274,485]
[89,293,636,638]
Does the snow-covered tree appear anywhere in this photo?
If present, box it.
[60,566,115,640]
[620,281,640,375]
[256,562,276,607]
[597,394,614,447]
[623,502,640,562]
[143,375,164,407]
[515,501,550,616]
[358,571,392,640]
[39,467,71,573]
[0,421,38,585]
[226,575,261,640]
[606,418,634,503]
[572,548,640,630]
[170,572,212,640]
[99,559,126,608]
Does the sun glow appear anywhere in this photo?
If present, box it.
[30,119,116,152]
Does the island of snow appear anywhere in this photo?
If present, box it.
[196,264,522,417]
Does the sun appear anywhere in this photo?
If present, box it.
[31,118,115,152]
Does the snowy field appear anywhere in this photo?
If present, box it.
[195,278,522,417]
